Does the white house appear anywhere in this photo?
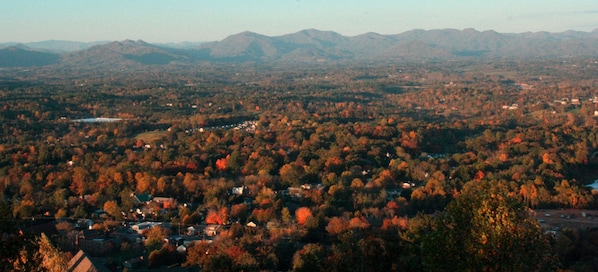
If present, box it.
[131,222,161,234]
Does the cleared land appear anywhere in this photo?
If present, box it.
[134,130,168,143]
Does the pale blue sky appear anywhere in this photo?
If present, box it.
[2,0,598,42]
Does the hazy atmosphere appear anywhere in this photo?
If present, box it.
[2,0,598,42]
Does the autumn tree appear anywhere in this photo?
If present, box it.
[280,163,304,187]
[325,217,349,235]
[292,243,326,272]
[1,202,33,271]
[328,231,393,272]
[215,157,228,172]
[206,209,225,225]
[103,200,121,220]
[36,233,68,272]
[148,244,180,268]
[184,241,212,267]
[295,207,313,226]
[145,226,167,252]
[414,181,555,271]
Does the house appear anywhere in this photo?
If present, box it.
[132,193,152,204]
[401,182,415,189]
[75,219,94,230]
[204,225,221,236]
[153,197,177,209]
[167,235,184,246]
[231,186,248,196]
[186,226,198,235]
[284,187,304,198]
[517,83,533,90]
[92,209,107,219]
[502,103,519,110]
[131,222,161,234]
[67,250,110,272]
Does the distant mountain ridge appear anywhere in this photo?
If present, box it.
[60,40,187,67]
[2,28,598,68]
[0,45,60,67]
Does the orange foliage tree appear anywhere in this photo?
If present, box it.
[205,209,224,225]
[348,217,370,229]
[215,157,228,172]
[325,217,349,235]
[295,207,312,225]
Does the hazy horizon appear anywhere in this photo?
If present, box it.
[3,26,598,45]
[2,0,598,43]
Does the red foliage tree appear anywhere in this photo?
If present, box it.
[295,207,312,225]
[205,209,224,225]
[474,170,485,180]
[215,157,228,172]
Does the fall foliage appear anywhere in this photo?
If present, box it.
[295,207,313,226]
[2,59,598,270]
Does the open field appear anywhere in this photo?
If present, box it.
[134,130,168,143]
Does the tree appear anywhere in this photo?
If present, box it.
[184,241,211,267]
[230,203,249,222]
[148,244,180,268]
[1,202,32,271]
[325,217,349,235]
[280,163,303,187]
[292,243,325,272]
[36,233,68,272]
[70,167,90,196]
[103,200,121,220]
[281,207,292,225]
[206,209,225,225]
[215,157,228,172]
[295,207,312,225]
[416,181,555,271]
[145,226,167,252]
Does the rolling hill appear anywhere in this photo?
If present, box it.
[0,45,60,67]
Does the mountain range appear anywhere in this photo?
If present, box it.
[2,28,598,68]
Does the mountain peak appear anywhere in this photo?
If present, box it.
[462,28,479,33]
[230,31,266,38]
[118,39,149,46]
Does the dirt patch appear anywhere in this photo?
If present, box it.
[134,130,168,143]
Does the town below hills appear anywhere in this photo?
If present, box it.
[4,26,598,271]
[2,28,598,68]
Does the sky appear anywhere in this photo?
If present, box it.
[2,0,598,43]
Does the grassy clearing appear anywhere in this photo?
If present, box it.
[135,130,168,142]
